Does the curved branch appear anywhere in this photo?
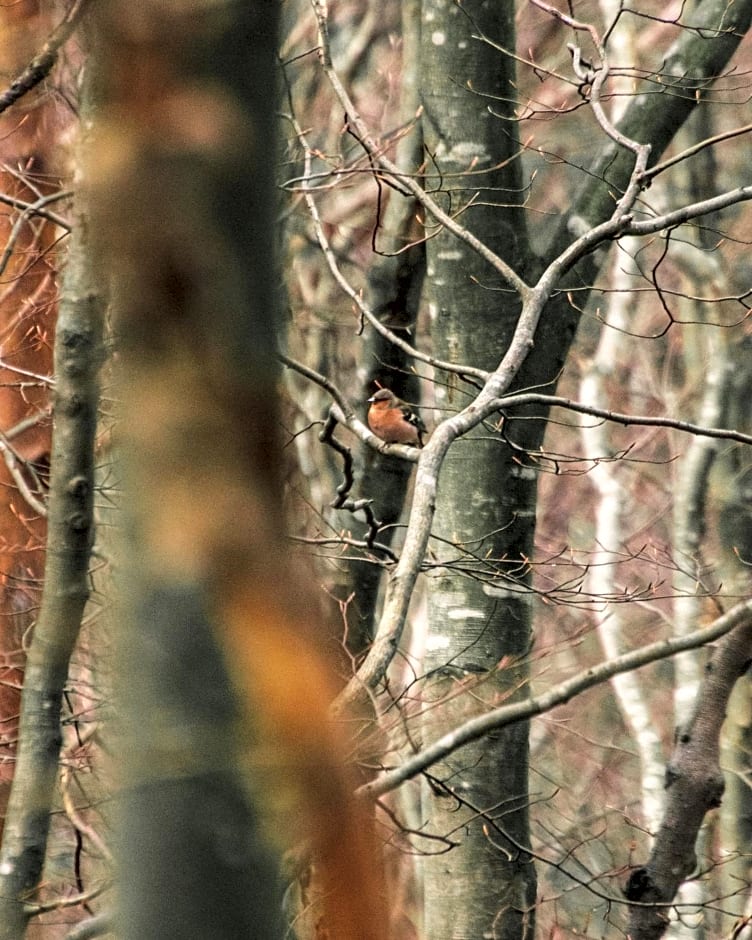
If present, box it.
[359,598,752,800]
[280,354,420,460]
[493,391,752,447]
[627,617,752,939]
[310,0,531,301]
[288,108,489,382]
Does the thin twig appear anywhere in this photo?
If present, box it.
[0,190,72,280]
[0,432,47,517]
[310,0,531,302]
[491,391,752,447]
[282,108,489,382]
[319,411,383,547]
[0,0,90,116]
[0,190,71,230]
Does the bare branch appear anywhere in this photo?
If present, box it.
[0,0,89,117]
[627,617,752,938]
[0,189,71,230]
[319,410,384,546]
[643,121,752,183]
[0,189,71,279]
[280,353,420,459]
[492,391,752,447]
[0,433,47,517]
[310,0,532,301]
[359,598,752,800]
[625,186,752,236]
[64,913,114,940]
[286,109,489,382]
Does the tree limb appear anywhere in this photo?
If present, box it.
[358,598,752,799]
[627,618,752,939]
[0,0,89,117]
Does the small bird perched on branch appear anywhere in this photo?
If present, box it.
[367,388,426,447]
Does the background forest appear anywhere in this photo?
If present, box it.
[0,1,751,939]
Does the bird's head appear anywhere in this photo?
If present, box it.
[368,389,393,404]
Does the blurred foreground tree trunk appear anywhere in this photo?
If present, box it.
[90,3,385,939]
[89,3,289,937]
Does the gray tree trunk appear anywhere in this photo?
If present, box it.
[417,1,752,937]
[0,121,103,940]
[419,3,537,938]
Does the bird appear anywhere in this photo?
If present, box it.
[367,388,426,447]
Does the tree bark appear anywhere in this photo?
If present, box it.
[92,3,386,938]
[0,0,69,826]
[627,620,752,940]
[0,127,103,938]
[419,3,536,937]
[415,1,752,937]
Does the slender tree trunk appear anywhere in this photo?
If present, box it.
[0,0,68,826]
[716,344,752,931]
[0,119,103,939]
[419,4,537,937]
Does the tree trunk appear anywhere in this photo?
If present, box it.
[419,3,537,937]
[93,3,386,938]
[417,0,752,937]
[90,4,286,937]
[0,106,103,939]
[0,0,68,829]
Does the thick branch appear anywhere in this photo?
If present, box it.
[627,618,752,940]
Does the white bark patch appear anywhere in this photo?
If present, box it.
[437,249,462,261]
[431,30,446,45]
[509,465,537,480]
[435,140,491,166]
[482,583,525,599]
[447,607,486,620]
[448,141,490,164]
[426,633,451,651]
